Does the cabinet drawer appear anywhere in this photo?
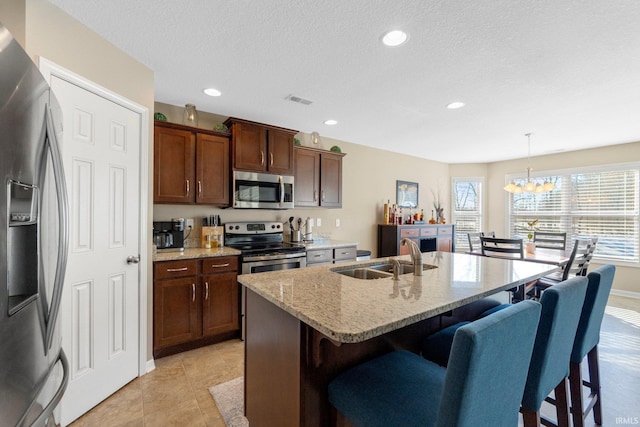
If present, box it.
[154,259,198,280]
[420,228,437,237]
[307,249,333,264]
[334,246,357,261]
[400,228,419,238]
[201,256,238,274]
[438,226,453,236]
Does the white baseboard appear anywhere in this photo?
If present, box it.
[611,289,640,300]
[145,359,156,374]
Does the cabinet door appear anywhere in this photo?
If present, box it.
[320,153,342,207]
[154,126,196,203]
[437,237,453,252]
[196,133,230,205]
[202,272,239,337]
[154,277,200,349]
[294,148,320,207]
[233,123,267,172]
[267,129,294,174]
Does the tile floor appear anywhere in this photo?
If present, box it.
[69,339,243,427]
[70,295,639,427]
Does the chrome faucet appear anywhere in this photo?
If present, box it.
[400,238,423,276]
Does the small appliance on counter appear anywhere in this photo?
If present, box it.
[153,218,185,251]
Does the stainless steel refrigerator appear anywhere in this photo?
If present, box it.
[0,23,70,426]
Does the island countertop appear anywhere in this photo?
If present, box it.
[238,251,558,343]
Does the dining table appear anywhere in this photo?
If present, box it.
[465,246,571,301]
[466,247,572,266]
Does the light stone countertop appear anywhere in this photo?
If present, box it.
[238,251,558,344]
[153,247,241,262]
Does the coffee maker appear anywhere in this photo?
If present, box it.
[153,218,185,251]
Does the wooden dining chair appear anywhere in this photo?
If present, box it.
[534,238,598,298]
[467,231,496,252]
[480,236,524,259]
[533,231,567,250]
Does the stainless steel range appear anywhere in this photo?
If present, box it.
[225,221,307,274]
[225,221,307,339]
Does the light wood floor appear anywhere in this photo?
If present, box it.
[70,295,639,427]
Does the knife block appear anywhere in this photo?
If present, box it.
[201,226,224,248]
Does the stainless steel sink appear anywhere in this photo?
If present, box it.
[331,260,437,279]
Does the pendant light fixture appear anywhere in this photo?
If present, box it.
[504,133,556,194]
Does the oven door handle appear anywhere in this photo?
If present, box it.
[243,252,307,262]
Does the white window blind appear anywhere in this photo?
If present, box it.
[452,177,483,251]
[507,164,640,263]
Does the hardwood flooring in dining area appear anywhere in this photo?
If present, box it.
[70,295,639,427]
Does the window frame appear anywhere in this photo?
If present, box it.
[451,176,484,252]
[505,162,640,267]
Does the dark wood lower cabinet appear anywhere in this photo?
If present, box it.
[153,257,239,358]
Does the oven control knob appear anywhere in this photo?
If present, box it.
[228,226,233,231]
[271,224,276,229]
[235,225,240,230]
[276,224,281,229]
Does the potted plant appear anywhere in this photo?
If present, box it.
[525,219,539,254]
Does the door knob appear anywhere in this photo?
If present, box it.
[127,255,140,264]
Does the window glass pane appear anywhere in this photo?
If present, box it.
[507,165,639,263]
[452,178,483,251]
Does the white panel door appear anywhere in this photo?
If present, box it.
[51,76,141,425]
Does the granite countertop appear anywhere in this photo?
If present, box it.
[237,252,558,344]
[300,239,359,250]
[153,247,241,262]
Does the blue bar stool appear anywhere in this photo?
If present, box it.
[328,301,541,427]
[568,265,615,427]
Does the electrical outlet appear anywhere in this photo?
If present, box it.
[317,218,322,227]
[186,218,194,229]
[335,219,341,227]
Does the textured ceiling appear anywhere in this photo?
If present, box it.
[48,0,640,163]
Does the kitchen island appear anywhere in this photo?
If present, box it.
[238,251,557,426]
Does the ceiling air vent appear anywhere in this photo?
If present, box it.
[285,94,312,105]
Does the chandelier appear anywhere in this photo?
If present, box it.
[504,133,556,194]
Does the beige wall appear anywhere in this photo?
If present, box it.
[453,141,640,294]
[153,103,450,257]
[3,0,156,366]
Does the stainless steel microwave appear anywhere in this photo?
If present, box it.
[232,171,294,209]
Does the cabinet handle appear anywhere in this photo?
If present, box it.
[313,190,318,202]
[260,151,265,166]
[210,263,230,268]
[270,152,274,166]
[166,267,188,272]
[313,254,323,258]
[192,283,196,302]
[340,251,351,255]
[205,282,209,300]
[186,179,190,195]
[198,180,202,195]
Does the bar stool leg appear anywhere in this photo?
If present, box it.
[553,378,570,427]
[570,360,585,427]
[521,407,541,427]
[587,346,603,425]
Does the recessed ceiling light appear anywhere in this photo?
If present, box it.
[446,101,465,109]
[381,30,408,47]
[324,119,338,125]
[203,88,222,97]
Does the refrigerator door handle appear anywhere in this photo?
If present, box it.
[19,349,70,427]
[43,105,70,351]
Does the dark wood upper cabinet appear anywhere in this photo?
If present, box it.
[154,126,195,203]
[294,146,345,208]
[154,121,230,205]
[225,117,297,174]
[196,133,229,204]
